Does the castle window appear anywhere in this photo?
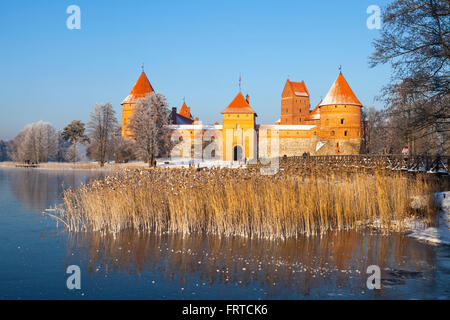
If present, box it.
[341,119,344,124]
[344,131,348,136]
[236,124,240,130]
[331,131,335,136]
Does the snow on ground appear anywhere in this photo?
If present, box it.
[156,158,248,169]
[407,191,450,245]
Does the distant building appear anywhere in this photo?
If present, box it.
[169,102,194,125]
[121,71,155,138]
[121,70,363,159]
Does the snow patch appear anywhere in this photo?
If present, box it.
[315,141,327,152]
[407,191,450,245]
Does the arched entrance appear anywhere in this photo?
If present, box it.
[233,145,243,161]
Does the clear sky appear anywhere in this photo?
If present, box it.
[0,0,391,140]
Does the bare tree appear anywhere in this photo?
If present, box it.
[87,102,118,167]
[128,93,171,167]
[363,106,388,154]
[61,120,89,163]
[370,0,450,154]
[112,126,135,163]
[8,121,57,163]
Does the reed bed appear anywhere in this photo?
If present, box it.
[55,167,440,240]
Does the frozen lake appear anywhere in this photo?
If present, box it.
[0,166,449,299]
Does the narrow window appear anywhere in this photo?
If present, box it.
[331,131,335,136]
[341,119,344,124]
[344,131,348,136]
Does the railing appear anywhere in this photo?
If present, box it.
[278,154,449,174]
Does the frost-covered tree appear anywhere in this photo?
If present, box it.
[64,143,83,162]
[55,130,71,162]
[112,126,135,163]
[8,121,58,163]
[129,93,171,167]
[87,102,118,166]
[61,120,89,163]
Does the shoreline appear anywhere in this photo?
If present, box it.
[0,161,150,171]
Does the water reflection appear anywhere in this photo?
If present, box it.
[0,167,446,299]
[3,168,106,210]
[66,230,439,299]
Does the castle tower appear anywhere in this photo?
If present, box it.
[318,72,362,142]
[169,102,194,125]
[178,102,193,120]
[280,79,310,124]
[221,92,257,161]
[121,71,155,138]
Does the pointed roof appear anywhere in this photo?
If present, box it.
[319,73,362,107]
[178,103,193,119]
[121,71,155,105]
[305,101,321,121]
[221,92,257,115]
[288,80,309,97]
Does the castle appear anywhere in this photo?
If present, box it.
[121,70,363,160]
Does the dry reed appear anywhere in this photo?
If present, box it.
[56,167,440,240]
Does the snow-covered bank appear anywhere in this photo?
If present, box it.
[156,158,247,169]
[0,161,149,171]
[407,191,450,245]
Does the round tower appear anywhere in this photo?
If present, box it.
[121,71,155,138]
[318,72,362,142]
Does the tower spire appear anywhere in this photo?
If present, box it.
[339,65,342,74]
[239,73,241,92]
[141,63,145,72]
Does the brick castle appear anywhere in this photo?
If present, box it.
[121,71,363,160]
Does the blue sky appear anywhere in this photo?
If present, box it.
[0,0,391,140]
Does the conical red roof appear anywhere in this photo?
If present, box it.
[221,92,256,114]
[121,71,154,104]
[178,103,193,119]
[319,73,362,107]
